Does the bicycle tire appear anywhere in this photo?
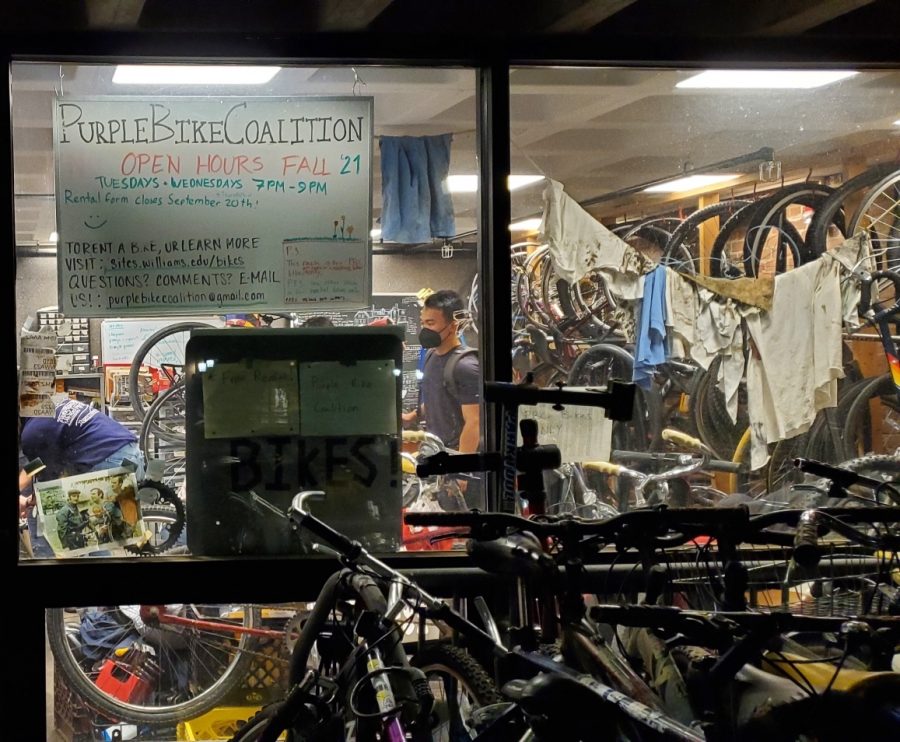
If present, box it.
[805,162,897,257]
[691,357,748,461]
[745,183,835,266]
[842,372,900,460]
[47,603,262,725]
[228,701,285,741]
[411,643,503,741]
[663,199,752,275]
[139,379,187,448]
[708,201,803,278]
[836,453,900,506]
[707,202,757,277]
[138,382,188,493]
[566,343,657,452]
[128,321,215,420]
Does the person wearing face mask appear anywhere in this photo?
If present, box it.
[402,289,481,459]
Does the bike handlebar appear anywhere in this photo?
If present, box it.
[405,505,900,549]
[403,506,750,541]
[611,449,744,474]
[289,491,362,559]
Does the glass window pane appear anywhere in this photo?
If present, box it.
[510,66,900,510]
[14,62,484,559]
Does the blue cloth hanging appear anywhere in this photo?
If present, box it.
[380,134,455,243]
[633,265,668,390]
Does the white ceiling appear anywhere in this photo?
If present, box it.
[11,62,900,246]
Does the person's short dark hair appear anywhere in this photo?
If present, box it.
[67,490,81,499]
[302,315,335,327]
[423,289,464,323]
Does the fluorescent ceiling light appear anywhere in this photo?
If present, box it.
[643,174,739,193]
[445,174,546,193]
[509,175,545,190]
[677,70,857,90]
[894,119,900,126]
[113,65,280,85]
[49,231,59,243]
[446,175,479,193]
[509,218,542,232]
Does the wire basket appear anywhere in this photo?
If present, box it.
[665,540,900,617]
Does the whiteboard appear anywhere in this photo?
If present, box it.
[54,96,373,317]
[101,316,224,365]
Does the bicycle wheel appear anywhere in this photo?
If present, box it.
[848,170,900,271]
[709,201,803,278]
[842,373,900,460]
[228,702,286,741]
[139,379,187,446]
[745,183,835,267]
[690,357,748,461]
[836,453,900,506]
[129,321,215,421]
[411,644,502,741]
[805,162,896,257]
[116,478,186,556]
[567,343,658,451]
[139,382,188,492]
[663,199,752,275]
[47,603,264,725]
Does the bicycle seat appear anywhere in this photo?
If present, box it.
[763,651,900,693]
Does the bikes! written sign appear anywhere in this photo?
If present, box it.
[54,96,373,317]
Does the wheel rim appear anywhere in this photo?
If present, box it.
[47,604,266,724]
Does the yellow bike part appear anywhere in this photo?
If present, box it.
[763,651,900,693]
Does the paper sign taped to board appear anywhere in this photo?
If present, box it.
[517,388,613,463]
[299,360,398,436]
[202,360,299,439]
[283,239,366,305]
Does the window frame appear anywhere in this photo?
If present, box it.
[3,30,895,738]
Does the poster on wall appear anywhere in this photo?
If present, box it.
[33,466,146,557]
[54,96,373,317]
[19,326,60,417]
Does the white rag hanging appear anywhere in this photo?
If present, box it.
[745,257,844,469]
[540,179,648,300]
[665,268,745,421]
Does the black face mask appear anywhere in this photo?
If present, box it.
[418,325,448,348]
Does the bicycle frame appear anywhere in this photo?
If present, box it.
[276,491,707,742]
[141,605,287,641]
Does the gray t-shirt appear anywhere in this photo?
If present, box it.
[421,348,480,449]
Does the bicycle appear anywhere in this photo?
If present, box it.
[432,501,900,738]
[47,601,305,725]
[233,493,735,742]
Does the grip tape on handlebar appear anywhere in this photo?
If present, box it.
[582,461,623,476]
[300,512,360,557]
[661,428,705,450]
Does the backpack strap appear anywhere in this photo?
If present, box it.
[442,346,478,401]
